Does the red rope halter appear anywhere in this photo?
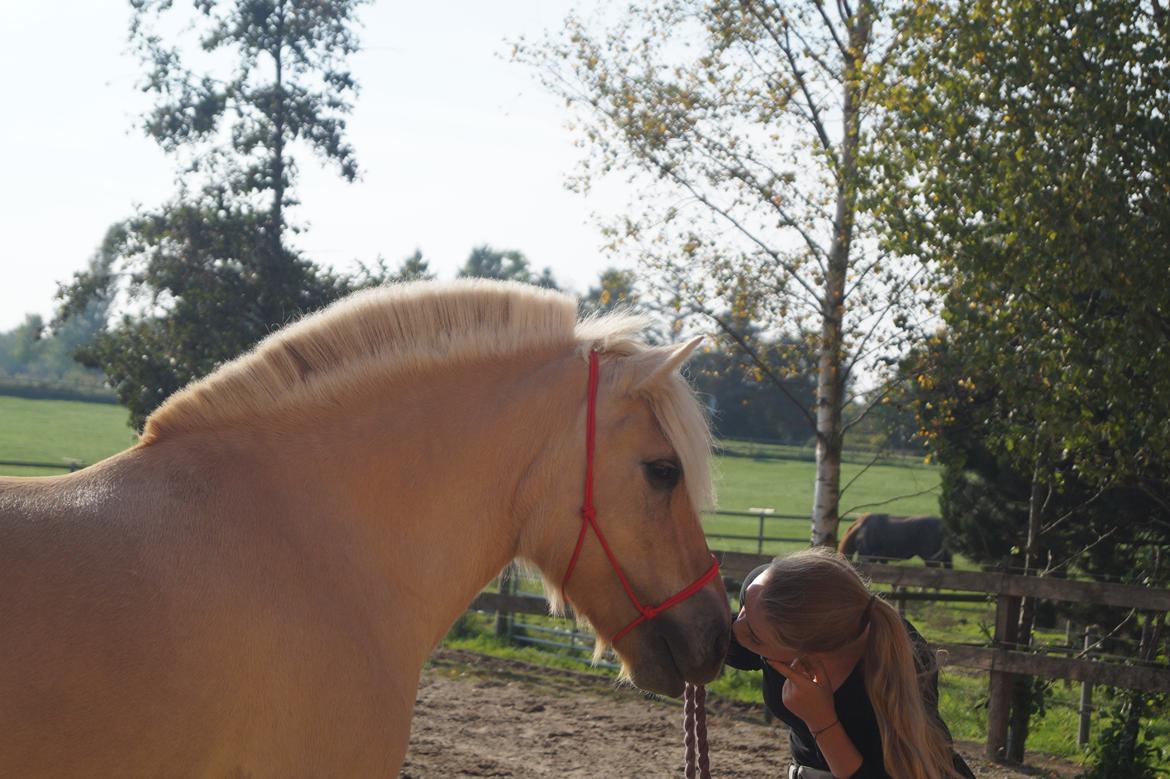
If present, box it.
[560,349,717,777]
[559,350,720,644]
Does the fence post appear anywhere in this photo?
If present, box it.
[1078,626,1095,747]
[748,507,774,555]
[987,592,1021,761]
[495,562,514,639]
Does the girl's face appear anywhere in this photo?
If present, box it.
[732,568,803,669]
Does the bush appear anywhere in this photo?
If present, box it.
[1080,694,1166,779]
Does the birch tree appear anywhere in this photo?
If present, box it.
[518,0,921,544]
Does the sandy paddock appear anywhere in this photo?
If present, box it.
[400,649,1079,778]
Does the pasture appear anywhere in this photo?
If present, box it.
[0,395,136,475]
[706,445,941,557]
[714,451,938,517]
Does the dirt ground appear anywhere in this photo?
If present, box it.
[400,649,1081,778]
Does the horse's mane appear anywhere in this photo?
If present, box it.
[837,513,873,556]
[141,279,713,510]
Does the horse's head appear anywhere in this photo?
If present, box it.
[838,513,870,558]
[520,338,730,698]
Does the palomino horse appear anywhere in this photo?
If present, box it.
[0,280,729,777]
[837,513,953,568]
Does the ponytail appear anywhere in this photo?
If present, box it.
[863,597,965,779]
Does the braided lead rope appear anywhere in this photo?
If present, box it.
[684,683,697,779]
[695,684,710,779]
[683,683,711,779]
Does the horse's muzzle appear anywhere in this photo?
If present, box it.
[624,586,731,697]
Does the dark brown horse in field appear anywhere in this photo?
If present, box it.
[838,513,953,568]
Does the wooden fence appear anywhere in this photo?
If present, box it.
[704,508,810,551]
[472,549,1170,762]
[0,459,84,472]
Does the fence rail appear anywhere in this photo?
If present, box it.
[714,551,1170,610]
[0,459,84,472]
[940,644,1170,694]
[703,508,813,553]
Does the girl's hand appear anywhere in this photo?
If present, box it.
[769,656,838,733]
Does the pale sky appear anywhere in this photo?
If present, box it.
[0,1,627,332]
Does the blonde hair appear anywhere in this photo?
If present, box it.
[758,547,964,779]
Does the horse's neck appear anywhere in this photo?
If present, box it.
[259,348,580,660]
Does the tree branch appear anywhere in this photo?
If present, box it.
[746,2,838,165]
[841,486,938,518]
[687,136,831,270]
[1039,488,1107,535]
[647,154,827,304]
[839,443,892,500]
[841,375,899,435]
[697,306,819,431]
[811,0,849,58]
[841,266,926,380]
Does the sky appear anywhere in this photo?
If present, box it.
[0,1,627,332]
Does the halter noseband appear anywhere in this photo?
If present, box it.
[559,350,720,644]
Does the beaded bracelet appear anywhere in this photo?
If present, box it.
[811,719,841,740]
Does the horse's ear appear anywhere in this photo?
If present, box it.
[628,337,703,393]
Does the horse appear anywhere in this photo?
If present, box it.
[0,280,730,777]
[837,513,953,568]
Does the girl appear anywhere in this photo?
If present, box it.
[728,547,975,779]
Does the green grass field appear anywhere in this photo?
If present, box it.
[2,394,1154,769]
[0,396,137,475]
[706,450,941,556]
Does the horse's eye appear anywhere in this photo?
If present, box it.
[643,459,682,491]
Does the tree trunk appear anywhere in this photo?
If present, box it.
[811,287,845,547]
[259,0,289,330]
[810,4,869,547]
[1006,466,1046,762]
[1119,564,1165,763]
[271,0,286,242]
